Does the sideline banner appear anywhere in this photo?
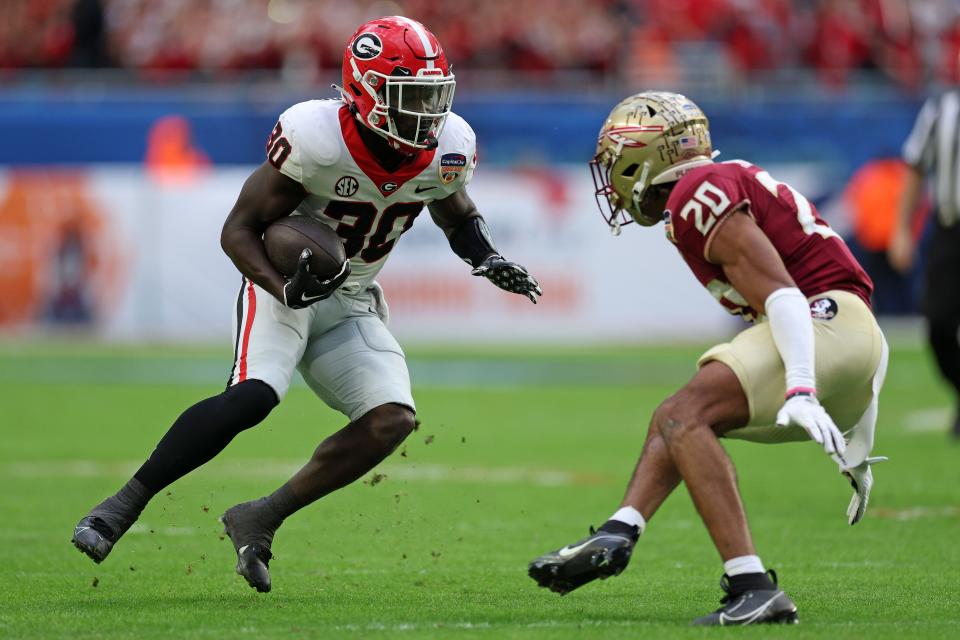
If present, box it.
[0,164,831,343]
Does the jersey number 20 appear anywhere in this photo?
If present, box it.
[680,161,839,240]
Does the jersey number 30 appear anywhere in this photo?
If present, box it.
[266,122,292,170]
[324,201,422,263]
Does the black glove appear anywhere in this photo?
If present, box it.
[471,254,542,304]
[282,249,351,309]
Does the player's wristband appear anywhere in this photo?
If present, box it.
[785,387,817,400]
[448,216,498,269]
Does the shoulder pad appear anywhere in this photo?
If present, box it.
[432,112,477,193]
[278,100,343,169]
[438,112,476,153]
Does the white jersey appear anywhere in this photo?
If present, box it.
[266,99,477,292]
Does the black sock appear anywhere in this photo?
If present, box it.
[598,519,640,539]
[261,483,306,523]
[223,484,305,549]
[115,477,152,513]
[728,572,776,594]
[88,477,153,538]
[133,380,278,493]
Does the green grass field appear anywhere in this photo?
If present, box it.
[2,340,959,638]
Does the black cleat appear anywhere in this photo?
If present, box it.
[71,516,117,564]
[691,571,799,626]
[220,501,281,593]
[234,543,273,593]
[528,522,638,595]
[71,483,147,564]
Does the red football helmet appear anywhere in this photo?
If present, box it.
[338,16,456,152]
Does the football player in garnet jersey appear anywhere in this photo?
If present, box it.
[71,16,540,593]
[529,92,887,625]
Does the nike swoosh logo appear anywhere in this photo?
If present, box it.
[74,526,90,535]
[238,545,249,555]
[556,541,591,559]
[298,260,350,304]
[719,592,782,625]
[415,185,437,193]
[556,534,625,559]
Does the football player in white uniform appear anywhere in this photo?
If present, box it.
[72,16,541,593]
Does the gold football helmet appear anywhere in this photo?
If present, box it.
[590,91,715,232]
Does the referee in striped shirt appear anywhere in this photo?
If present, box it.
[890,90,960,439]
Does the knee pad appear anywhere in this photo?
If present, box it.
[223,379,279,424]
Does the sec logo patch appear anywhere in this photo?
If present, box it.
[439,153,466,184]
[335,176,359,197]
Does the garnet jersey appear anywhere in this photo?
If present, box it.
[666,160,873,322]
[265,99,477,292]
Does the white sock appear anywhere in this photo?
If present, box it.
[609,506,646,534]
[723,555,765,576]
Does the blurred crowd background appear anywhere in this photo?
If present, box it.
[0,0,953,338]
[3,0,959,91]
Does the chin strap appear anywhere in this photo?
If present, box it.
[332,83,352,106]
[630,160,653,213]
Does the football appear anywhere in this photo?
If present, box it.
[264,215,347,279]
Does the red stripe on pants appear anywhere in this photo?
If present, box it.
[238,280,257,382]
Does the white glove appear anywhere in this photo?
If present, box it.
[842,456,888,526]
[775,393,847,460]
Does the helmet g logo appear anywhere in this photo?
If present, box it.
[351,33,383,60]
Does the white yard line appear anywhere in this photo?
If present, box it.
[871,505,960,521]
[325,619,951,633]
[127,523,199,537]
[0,459,608,488]
[903,407,952,433]
[329,619,642,633]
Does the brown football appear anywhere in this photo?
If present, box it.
[264,215,347,279]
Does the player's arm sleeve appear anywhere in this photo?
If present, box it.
[902,96,938,172]
[765,287,817,395]
[429,188,499,268]
[448,215,499,268]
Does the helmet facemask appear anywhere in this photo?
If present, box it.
[591,142,662,235]
[352,58,455,151]
[591,91,715,234]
